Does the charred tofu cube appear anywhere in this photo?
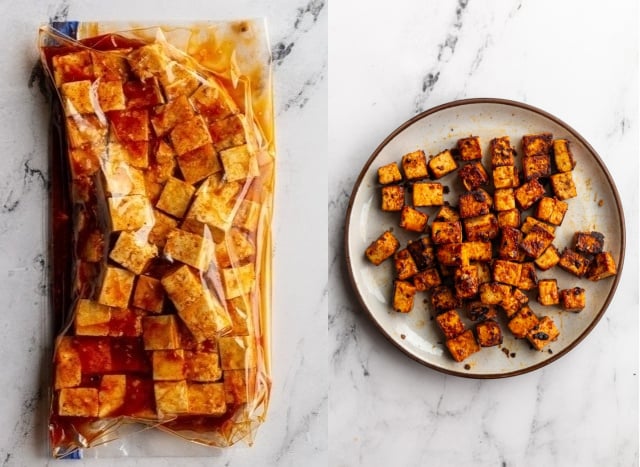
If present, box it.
[58,388,99,417]
[550,172,577,200]
[522,155,551,180]
[187,383,227,415]
[152,349,186,381]
[74,299,112,336]
[413,268,441,291]
[466,301,498,322]
[394,249,419,280]
[494,188,516,212]
[514,178,546,210]
[457,136,483,161]
[526,316,559,350]
[132,275,165,313]
[586,252,617,281]
[534,245,561,271]
[154,381,189,416]
[507,307,540,338]
[458,162,488,191]
[465,242,492,262]
[392,280,417,313]
[518,262,538,290]
[428,150,458,179]
[475,320,503,347]
[574,231,605,255]
[553,139,576,173]
[66,115,108,148]
[489,136,515,168]
[497,227,523,261]
[400,206,428,232]
[454,265,479,299]
[436,243,466,267]
[445,329,480,362]
[492,260,522,287]
[522,133,553,158]
[158,60,200,100]
[142,315,181,350]
[109,231,158,275]
[365,231,400,266]
[492,166,519,189]
[560,287,586,312]
[219,145,259,182]
[97,266,135,308]
[435,205,460,222]
[458,189,492,218]
[479,282,511,305]
[406,237,435,270]
[164,228,214,272]
[401,150,429,180]
[150,95,196,137]
[110,109,150,142]
[178,144,222,184]
[501,288,529,318]
[497,209,521,229]
[521,216,555,235]
[381,185,405,211]
[61,80,95,115]
[170,115,213,156]
[535,197,568,225]
[377,162,403,185]
[436,310,466,339]
[431,285,461,313]
[558,248,591,277]
[431,221,463,244]
[413,182,443,206]
[538,279,560,306]
[520,226,555,259]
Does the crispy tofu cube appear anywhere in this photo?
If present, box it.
[55,337,81,389]
[177,144,222,184]
[220,145,259,182]
[497,227,523,261]
[497,209,521,229]
[58,388,99,417]
[401,150,428,180]
[514,178,546,210]
[97,266,135,308]
[428,149,458,179]
[534,245,561,270]
[479,282,510,305]
[574,231,605,255]
[159,60,201,100]
[209,114,247,152]
[436,243,466,267]
[394,249,419,280]
[142,315,180,350]
[381,185,405,211]
[522,155,551,180]
[52,50,94,86]
[518,262,538,290]
[170,115,212,156]
[399,206,428,232]
[154,380,189,416]
[492,166,519,189]
[435,205,460,222]
[490,136,515,168]
[191,82,238,121]
[187,383,227,415]
[507,307,539,338]
[61,80,95,115]
[98,374,126,417]
[148,210,179,248]
[214,228,256,269]
[466,301,498,322]
[558,248,591,277]
[179,290,231,342]
[474,262,492,284]
[219,336,257,370]
[156,177,196,218]
[553,139,576,173]
[161,265,203,311]
[493,188,516,212]
[458,162,489,191]
[492,260,522,287]
[431,285,461,313]
[538,279,559,306]
[109,231,158,275]
[436,310,466,339]
[586,252,617,281]
[550,172,577,200]
[222,263,255,299]
[522,133,553,158]
[413,268,442,291]
[132,275,164,313]
[151,95,196,137]
[535,197,568,225]
[560,287,586,312]
[520,226,555,259]
[66,115,108,148]
[463,213,499,242]
[521,216,556,235]
[97,80,126,112]
[392,280,417,312]
[454,265,479,299]
[475,320,503,347]
[365,231,400,266]
[457,136,482,161]
[185,351,222,382]
[377,162,403,184]
[526,316,559,350]
[233,199,261,233]
[164,228,214,271]
[91,49,128,81]
[445,329,480,362]
[431,221,462,244]
[458,189,492,218]
[108,195,154,232]
[223,369,256,405]
[501,288,529,318]
[465,242,492,262]
[74,299,112,336]
[152,349,186,381]
[412,182,443,207]
[406,237,436,270]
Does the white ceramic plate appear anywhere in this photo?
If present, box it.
[345,98,625,378]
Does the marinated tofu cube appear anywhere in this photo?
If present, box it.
[550,172,577,200]
[161,265,204,311]
[123,79,165,109]
[68,144,104,179]
[61,80,95,115]
[497,209,521,229]
[534,245,561,271]
[399,206,428,232]
[457,136,482,161]
[479,282,511,305]
[132,275,165,313]
[458,162,488,191]
[214,228,256,269]
[151,95,196,137]
[108,140,149,169]
[127,43,170,80]
[392,280,417,313]
[180,289,232,342]
[428,149,458,179]
[465,242,493,262]
[98,374,126,417]
[560,287,586,312]
[507,307,540,338]
[96,80,126,112]
[586,252,617,281]
[526,316,559,350]
[436,243,466,267]
[109,231,158,275]
[170,115,213,156]
[466,301,498,322]
[501,288,529,318]
[156,177,196,218]
[445,329,480,362]
[225,295,255,337]
[232,199,261,233]
[164,228,214,271]
[492,260,522,287]
[52,50,94,86]
[219,336,257,370]
[538,279,559,306]
[108,195,154,232]
[223,369,256,405]
[381,185,405,211]
[492,166,519,189]
[97,266,135,308]
[186,174,242,239]
[152,349,186,381]
[497,227,523,261]
[74,299,112,336]
[431,285,461,313]
[377,162,403,185]
[148,210,179,248]
[454,265,479,299]
[558,248,591,277]
[406,237,436,270]
[58,388,99,417]
[185,351,222,382]
[412,182,443,206]
[520,226,555,259]
[514,178,546,210]
[365,230,400,266]
[435,205,460,222]
[436,310,466,339]
[401,150,429,180]
[178,143,222,184]
[110,109,150,142]
[142,315,180,350]
[474,261,492,284]
[518,262,538,290]
[160,61,201,101]
[66,115,108,148]
[394,249,419,280]
[489,136,515,168]
[574,231,605,255]
[100,161,146,197]
[535,197,568,225]
[191,81,238,122]
[475,320,503,347]
[220,144,259,182]
[108,308,143,337]
[522,133,553,158]
[493,188,516,212]
[147,140,177,185]
[553,139,576,173]
[431,221,462,244]
[458,189,492,218]
[522,155,551,180]
[413,268,442,291]
[187,383,227,415]
[91,49,128,81]
[222,263,255,299]
[55,337,81,389]
[520,216,556,235]
[154,380,189,416]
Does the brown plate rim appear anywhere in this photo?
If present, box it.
[343,97,626,379]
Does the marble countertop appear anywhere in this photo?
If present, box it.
[0,0,326,466]
[329,1,638,466]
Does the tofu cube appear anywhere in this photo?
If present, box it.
[492,260,522,287]
[100,161,146,197]
[520,226,555,259]
[535,197,569,225]
[377,162,403,185]
[170,115,213,156]
[497,209,521,229]
[381,185,405,211]
[97,266,135,308]
[223,369,256,405]
[164,228,214,271]
[428,149,458,179]
[466,301,498,322]
[406,237,436,270]
[445,329,480,362]
[489,136,515,168]
[479,282,510,305]
[108,140,149,169]
[209,114,247,152]
[156,177,196,218]
[91,50,128,81]
[108,195,154,232]
[394,249,419,280]
[109,231,158,275]
[66,115,108,148]
[401,150,429,180]
[58,388,99,417]
[222,263,255,299]
[365,230,400,265]
[522,155,551,180]
[498,227,523,261]
[185,351,222,382]
[474,261,492,284]
[538,279,560,306]
[586,252,617,281]
[54,337,82,389]
[123,79,165,109]
[185,175,242,239]
[68,143,104,179]
[154,380,189,416]
[152,349,186,381]
[392,280,417,312]
[457,136,482,161]
[400,206,428,232]
[74,299,112,336]
[435,205,460,222]
[454,265,479,299]
[191,81,238,122]
[436,310,466,339]
[98,374,126,417]
[500,288,529,318]
[493,188,516,212]
[518,262,538,290]
[514,178,546,210]
[574,231,605,255]
[220,145,259,182]
[492,166,519,189]
[52,50,94,86]
[534,245,561,270]
[558,248,591,277]
[522,133,553,158]
[475,320,503,347]
[507,307,540,338]
[526,316,560,350]
[110,109,150,142]
[463,214,499,242]
[61,80,95,115]
[521,216,556,235]
[412,182,443,207]
[187,383,227,415]
[148,210,179,248]
[214,228,256,269]
[560,287,586,312]
[464,242,493,262]
[436,243,466,267]
[233,199,261,233]
[553,139,576,173]
[550,172,577,200]
[150,95,196,137]
[108,307,143,337]
[431,285,461,313]
[218,336,257,370]
[413,268,442,291]
[96,80,126,112]
[178,291,231,342]
[458,189,492,218]
[127,43,170,80]
[142,315,180,350]
[178,143,222,184]
[161,265,204,311]
[132,275,165,313]
[431,221,462,244]
[458,162,488,191]
[158,60,200,100]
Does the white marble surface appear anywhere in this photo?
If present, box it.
[0,0,326,465]
[329,1,638,466]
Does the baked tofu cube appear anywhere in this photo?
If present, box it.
[108,195,154,232]
[514,178,545,210]
[191,81,238,122]
[431,285,461,313]
[365,231,400,265]
[413,268,442,291]
[61,80,94,115]
[538,279,559,306]
[401,150,429,180]
[558,248,591,277]
[412,182,443,206]
[142,315,180,350]
[154,380,189,416]
[508,307,540,338]
[474,262,492,284]
[98,374,126,417]
[493,188,516,212]
[475,320,503,347]
[187,383,227,415]
[66,115,108,148]
[381,185,405,211]
[219,336,257,370]
[520,226,555,259]
[186,175,242,239]
[58,388,99,417]
[399,206,428,232]
[574,231,605,255]
[223,369,256,405]
[406,237,436,270]
[445,329,480,362]
[534,245,561,270]
[178,144,222,184]
[109,231,158,275]
[522,133,553,158]
[161,265,203,311]
[377,163,403,185]
[222,263,255,299]
[586,252,617,281]
[479,282,511,305]
[132,275,165,313]
[55,337,82,389]
[498,227,523,261]
[522,155,551,180]
[148,210,179,248]
[458,162,488,191]
[428,150,458,179]
[180,291,231,342]
[535,197,568,225]
[147,140,177,185]
[521,216,555,235]
[435,205,460,222]
[560,287,586,311]
[550,172,577,200]
[170,115,212,156]
[97,80,126,112]
[457,136,482,161]
[465,242,492,262]
[392,280,417,313]
[492,260,522,287]
[553,139,576,173]
[518,262,538,290]
[97,266,135,308]
[152,350,186,381]
[158,60,200,100]
[501,288,529,318]
[74,299,112,336]
[458,189,492,218]
[526,316,559,350]
[497,209,520,229]
[464,213,500,242]
[454,265,479,299]
[151,95,196,137]
[489,136,515,167]
[164,228,214,271]
[220,145,259,182]
[52,50,94,86]
[435,310,466,339]
[436,243,466,267]
[394,249,419,280]
[156,177,196,218]
[492,166,519,189]
[431,221,462,244]
[185,351,222,382]
[466,301,498,322]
